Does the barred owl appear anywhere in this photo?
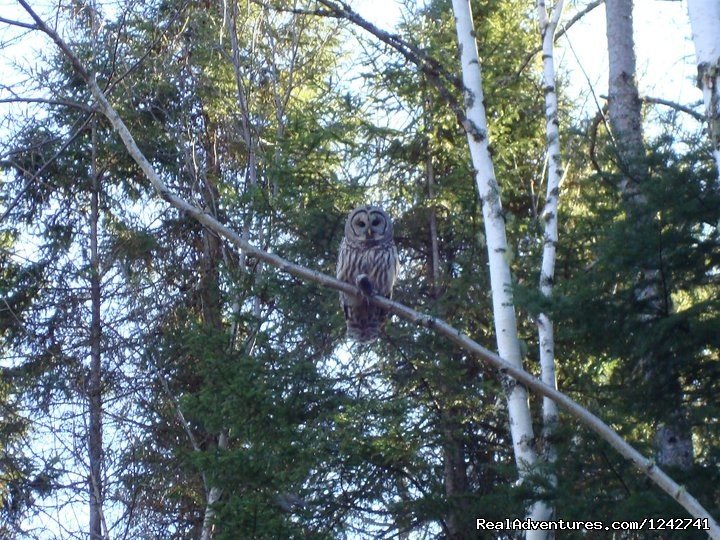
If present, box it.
[336,205,399,342]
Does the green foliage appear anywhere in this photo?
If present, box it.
[539,122,720,527]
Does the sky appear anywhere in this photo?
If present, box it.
[0,0,702,129]
[352,0,701,132]
[558,0,699,123]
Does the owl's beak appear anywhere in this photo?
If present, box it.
[366,230,373,238]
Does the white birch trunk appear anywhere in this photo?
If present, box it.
[687,0,720,184]
[200,432,229,540]
[534,0,565,531]
[450,0,546,529]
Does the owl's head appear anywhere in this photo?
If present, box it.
[344,205,394,244]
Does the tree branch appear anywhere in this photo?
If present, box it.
[0,112,95,223]
[0,15,37,30]
[15,1,720,535]
[588,103,607,177]
[261,0,481,139]
[0,97,96,113]
[555,0,604,44]
[501,0,604,86]
[643,96,704,121]
[599,93,704,121]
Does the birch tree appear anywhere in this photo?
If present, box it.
[450,0,553,530]
[534,0,564,530]
[687,0,720,184]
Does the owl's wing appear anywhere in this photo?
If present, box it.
[336,238,347,280]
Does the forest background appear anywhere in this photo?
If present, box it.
[0,0,719,539]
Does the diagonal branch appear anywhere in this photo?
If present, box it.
[501,0,604,86]
[15,1,720,535]
[555,0,604,43]
[267,0,481,139]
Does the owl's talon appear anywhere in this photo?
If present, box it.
[356,274,373,296]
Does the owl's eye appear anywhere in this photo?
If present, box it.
[371,218,381,227]
[357,220,366,228]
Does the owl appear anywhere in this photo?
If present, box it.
[336,205,399,342]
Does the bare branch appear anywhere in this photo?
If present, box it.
[16,1,720,535]
[588,104,607,176]
[0,97,96,113]
[555,0,604,43]
[643,96,705,121]
[501,0,604,86]
[598,93,704,121]
[260,0,481,139]
[0,15,37,30]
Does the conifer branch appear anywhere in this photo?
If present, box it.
[1,112,95,223]
[15,1,720,535]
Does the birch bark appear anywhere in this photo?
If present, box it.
[450,0,548,529]
[687,0,720,184]
[534,0,565,531]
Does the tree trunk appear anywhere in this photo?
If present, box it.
[442,406,470,540]
[88,120,105,540]
[450,0,549,527]
[605,0,692,471]
[424,91,441,299]
[200,432,228,540]
[605,0,645,201]
[423,89,472,538]
[534,0,565,533]
[687,0,720,184]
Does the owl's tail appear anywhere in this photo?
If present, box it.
[344,303,388,342]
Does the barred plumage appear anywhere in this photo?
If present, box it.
[336,205,399,342]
